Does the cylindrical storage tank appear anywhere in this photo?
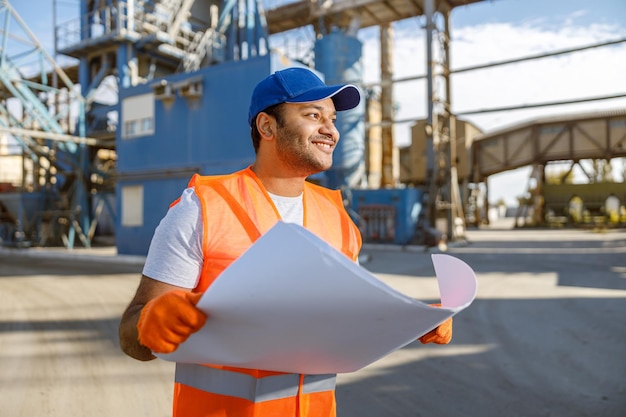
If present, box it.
[314,29,365,189]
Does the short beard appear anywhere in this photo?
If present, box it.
[275,125,332,176]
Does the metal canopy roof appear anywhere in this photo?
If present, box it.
[265,0,486,34]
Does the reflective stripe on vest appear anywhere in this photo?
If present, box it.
[175,364,336,403]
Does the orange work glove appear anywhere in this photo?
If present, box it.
[137,290,207,354]
[419,303,453,345]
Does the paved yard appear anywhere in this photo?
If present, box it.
[0,225,624,416]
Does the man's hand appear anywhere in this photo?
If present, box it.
[137,290,207,354]
[419,317,453,344]
[419,303,453,344]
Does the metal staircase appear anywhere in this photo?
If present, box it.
[0,0,104,248]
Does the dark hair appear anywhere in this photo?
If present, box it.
[250,103,285,153]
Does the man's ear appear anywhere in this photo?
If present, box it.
[256,112,275,139]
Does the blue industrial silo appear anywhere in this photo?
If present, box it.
[314,29,365,190]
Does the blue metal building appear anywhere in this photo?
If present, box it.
[116,53,304,255]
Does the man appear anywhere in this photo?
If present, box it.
[119,67,452,417]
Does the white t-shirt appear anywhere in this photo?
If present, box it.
[142,187,304,289]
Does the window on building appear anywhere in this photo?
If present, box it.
[121,93,155,139]
[121,185,144,226]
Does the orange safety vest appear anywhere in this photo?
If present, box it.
[171,166,362,417]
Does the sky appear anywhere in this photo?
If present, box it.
[8,0,626,206]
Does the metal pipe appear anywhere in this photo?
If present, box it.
[364,93,626,126]
[456,93,626,116]
[361,37,626,88]
[380,22,394,187]
[424,0,437,228]
[452,37,626,74]
[0,127,104,146]
[424,0,435,132]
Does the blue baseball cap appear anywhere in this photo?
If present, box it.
[248,67,361,126]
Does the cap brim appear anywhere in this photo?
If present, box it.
[285,84,360,111]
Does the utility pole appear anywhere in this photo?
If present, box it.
[380,22,395,188]
[424,0,466,242]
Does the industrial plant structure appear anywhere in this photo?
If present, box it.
[0,0,624,254]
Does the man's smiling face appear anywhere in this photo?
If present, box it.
[273,98,340,176]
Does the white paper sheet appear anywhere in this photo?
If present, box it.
[158,222,477,374]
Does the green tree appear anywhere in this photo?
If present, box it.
[545,167,574,184]
[590,159,614,183]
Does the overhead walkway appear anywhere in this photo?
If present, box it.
[471,108,626,180]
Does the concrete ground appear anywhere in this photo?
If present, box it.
[0,222,624,417]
